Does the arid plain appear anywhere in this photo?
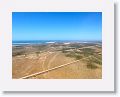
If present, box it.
[12,42,102,79]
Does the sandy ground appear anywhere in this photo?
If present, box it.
[12,51,102,79]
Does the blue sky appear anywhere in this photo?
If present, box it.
[12,12,102,41]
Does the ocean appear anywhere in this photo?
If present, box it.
[12,40,102,46]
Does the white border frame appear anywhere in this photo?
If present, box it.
[0,0,114,91]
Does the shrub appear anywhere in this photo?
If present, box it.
[12,51,25,56]
[86,62,98,69]
[82,48,94,56]
[75,55,82,60]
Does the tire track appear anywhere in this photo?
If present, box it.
[19,56,91,79]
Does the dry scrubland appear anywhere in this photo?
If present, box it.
[12,42,102,79]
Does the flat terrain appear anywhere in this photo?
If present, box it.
[12,42,102,79]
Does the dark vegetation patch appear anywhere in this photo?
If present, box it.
[81,48,94,57]
[65,53,83,60]
[35,51,41,55]
[62,49,83,60]
[12,51,25,56]
[84,56,102,69]
[85,58,98,69]
[86,63,98,69]
[62,47,95,60]
[61,46,102,68]
[69,44,82,48]
[93,54,102,61]
[87,56,102,65]
[91,57,102,65]
[12,45,47,56]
